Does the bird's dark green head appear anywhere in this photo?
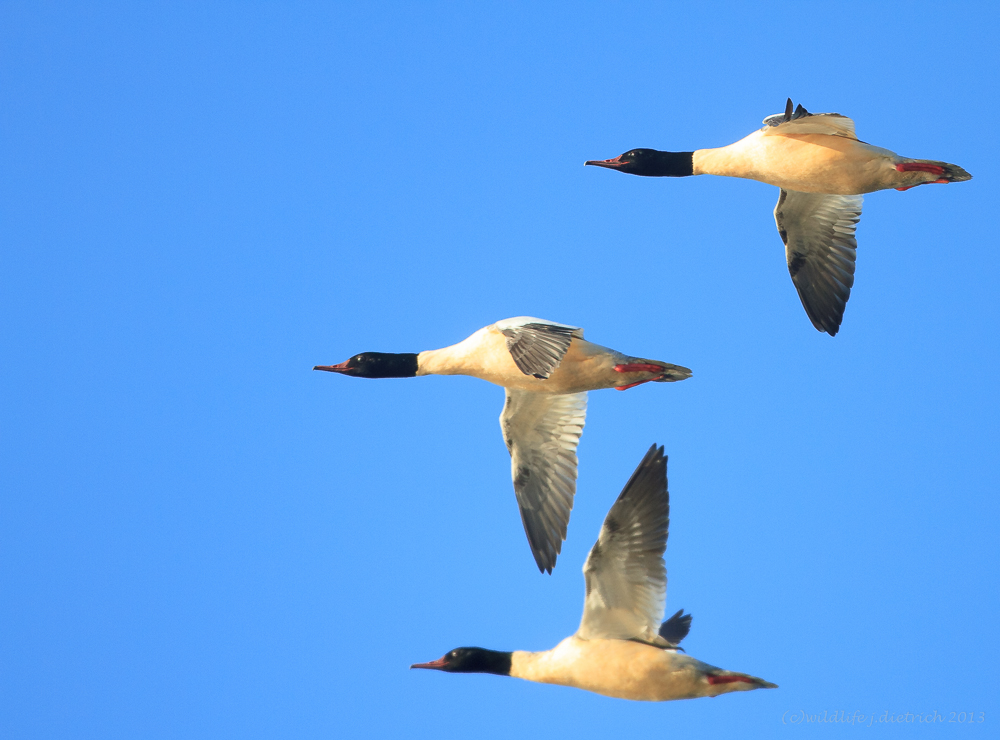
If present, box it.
[313,352,418,378]
[585,148,694,177]
[410,647,512,676]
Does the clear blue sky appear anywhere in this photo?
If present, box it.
[3,1,998,737]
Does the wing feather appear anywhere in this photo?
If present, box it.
[775,190,863,336]
[496,317,584,379]
[577,444,669,643]
[762,98,857,139]
[501,389,587,573]
[658,609,692,645]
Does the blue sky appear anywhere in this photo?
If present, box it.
[2,1,998,737]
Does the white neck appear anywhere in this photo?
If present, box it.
[415,325,517,381]
[509,646,569,685]
[692,135,762,179]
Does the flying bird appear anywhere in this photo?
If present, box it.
[586,98,972,336]
[314,317,691,574]
[410,444,776,701]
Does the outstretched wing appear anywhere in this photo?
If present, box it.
[577,444,669,643]
[500,389,587,573]
[496,317,584,379]
[762,97,857,140]
[775,190,864,336]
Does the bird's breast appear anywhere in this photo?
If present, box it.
[511,638,709,702]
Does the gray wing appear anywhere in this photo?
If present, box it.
[762,98,857,139]
[496,318,584,379]
[500,389,587,573]
[577,444,669,643]
[775,190,864,337]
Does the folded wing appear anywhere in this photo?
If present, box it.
[496,317,584,379]
[577,444,669,644]
[500,389,587,573]
[775,190,864,336]
[762,97,857,140]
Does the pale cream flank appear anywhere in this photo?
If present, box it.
[510,637,761,702]
[693,131,919,194]
[416,324,663,394]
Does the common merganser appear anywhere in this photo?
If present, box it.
[314,317,691,573]
[411,445,776,701]
[586,98,972,336]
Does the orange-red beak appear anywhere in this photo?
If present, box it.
[585,155,625,169]
[410,655,449,670]
[313,360,353,373]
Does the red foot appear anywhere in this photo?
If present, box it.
[707,675,755,685]
[896,178,950,192]
[614,363,664,390]
[614,363,663,374]
[614,379,653,391]
[895,162,946,175]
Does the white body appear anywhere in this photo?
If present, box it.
[694,129,938,194]
[512,637,762,702]
[415,322,660,393]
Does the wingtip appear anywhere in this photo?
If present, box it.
[531,548,557,575]
[643,443,666,461]
[813,310,845,336]
[658,608,693,644]
[646,444,667,473]
[804,306,845,336]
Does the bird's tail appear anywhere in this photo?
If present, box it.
[900,158,972,182]
[653,363,692,382]
[706,669,778,690]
